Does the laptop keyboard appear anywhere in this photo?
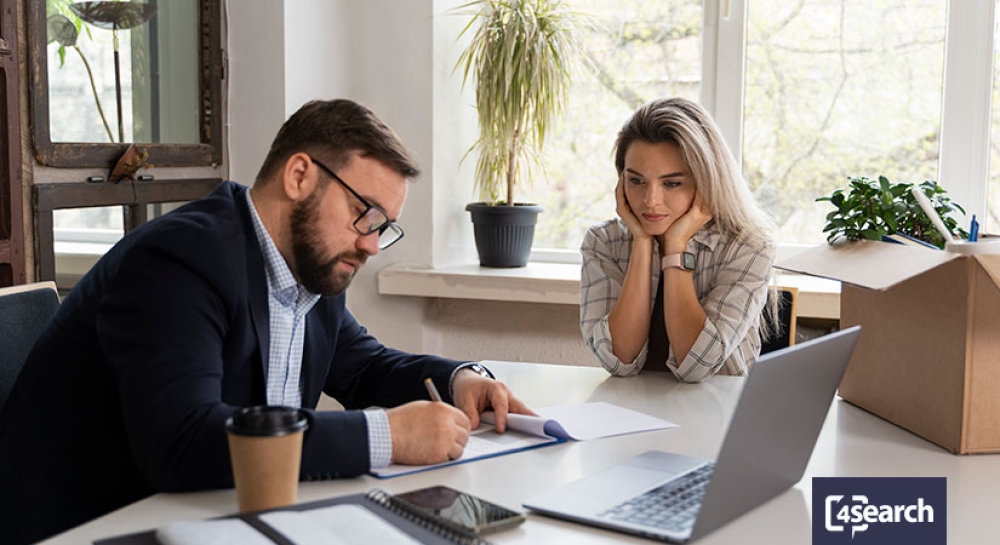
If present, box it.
[598,462,716,534]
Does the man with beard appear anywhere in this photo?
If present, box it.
[0,99,533,545]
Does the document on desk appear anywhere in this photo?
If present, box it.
[371,401,677,478]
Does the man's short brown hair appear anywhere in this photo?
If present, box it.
[255,99,420,184]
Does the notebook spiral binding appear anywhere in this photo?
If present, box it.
[365,489,494,545]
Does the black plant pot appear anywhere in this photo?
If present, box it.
[465,202,543,268]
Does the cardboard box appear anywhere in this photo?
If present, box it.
[778,240,1000,454]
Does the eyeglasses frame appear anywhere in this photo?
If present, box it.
[307,155,405,250]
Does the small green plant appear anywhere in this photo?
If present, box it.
[817,176,968,249]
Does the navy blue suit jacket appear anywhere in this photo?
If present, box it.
[0,181,463,544]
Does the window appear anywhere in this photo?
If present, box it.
[744,0,947,244]
[528,0,991,255]
[990,0,1000,233]
[28,1,225,284]
[533,0,704,251]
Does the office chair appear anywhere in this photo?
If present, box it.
[760,287,798,355]
[0,281,60,410]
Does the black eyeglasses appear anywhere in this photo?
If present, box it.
[308,156,405,250]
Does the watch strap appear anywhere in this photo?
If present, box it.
[662,252,695,271]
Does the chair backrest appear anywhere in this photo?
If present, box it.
[760,287,798,355]
[0,281,60,411]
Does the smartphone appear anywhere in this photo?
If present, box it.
[391,485,526,535]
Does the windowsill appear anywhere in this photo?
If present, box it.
[377,262,841,320]
[54,240,115,289]
[378,262,582,305]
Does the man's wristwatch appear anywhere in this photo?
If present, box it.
[463,363,494,379]
[662,252,696,271]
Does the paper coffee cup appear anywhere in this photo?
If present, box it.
[945,239,1000,255]
[226,406,308,513]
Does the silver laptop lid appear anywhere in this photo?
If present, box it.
[689,325,861,540]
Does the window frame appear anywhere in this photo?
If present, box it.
[529,0,996,263]
[27,0,224,168]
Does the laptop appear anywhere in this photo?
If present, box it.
[523,325,861,542]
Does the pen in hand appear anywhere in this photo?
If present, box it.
[424,377,443,402]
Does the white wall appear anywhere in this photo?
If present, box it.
[227,0,595,366]
[227,0,286,186]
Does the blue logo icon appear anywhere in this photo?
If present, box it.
[813,477,946,544]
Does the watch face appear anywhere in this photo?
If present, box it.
[682,252,696,270]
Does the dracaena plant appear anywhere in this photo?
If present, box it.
[455,0,580,205]
[816,176,968,249]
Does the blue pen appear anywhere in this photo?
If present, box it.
[969,215,979,242]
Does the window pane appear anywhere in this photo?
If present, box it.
[45,1,201,144]
[54,206,124,232]
[745,0,947,244]
[990,0,1000,234]
[533,0,703,250]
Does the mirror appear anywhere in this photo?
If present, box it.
[30,0,223,167]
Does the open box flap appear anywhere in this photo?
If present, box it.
[776,240,961,291]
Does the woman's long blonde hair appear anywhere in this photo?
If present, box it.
[613,97,775,249]
[613,97,782,337]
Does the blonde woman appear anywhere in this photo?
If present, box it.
[580,97,777,382]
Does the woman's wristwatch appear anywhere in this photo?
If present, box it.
[662,252,696,271]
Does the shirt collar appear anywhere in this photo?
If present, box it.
[245,190,318,306]
[691,225,721,252]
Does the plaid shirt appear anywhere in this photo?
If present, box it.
[580,219,775,382]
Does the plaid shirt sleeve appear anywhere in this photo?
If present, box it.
[580,220,648,377]
[667,235,776,382]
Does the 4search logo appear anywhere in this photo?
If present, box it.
[812,477,946,545]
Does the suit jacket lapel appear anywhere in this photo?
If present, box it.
[300,307,335,407]
[237,187,271,378]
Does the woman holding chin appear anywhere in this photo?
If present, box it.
[580,97,777,382]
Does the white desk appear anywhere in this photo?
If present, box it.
[43,361,1000,544]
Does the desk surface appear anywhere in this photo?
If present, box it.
[44,361,1000,544]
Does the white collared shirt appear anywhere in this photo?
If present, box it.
[245,191,391,467]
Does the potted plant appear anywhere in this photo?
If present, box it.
[456,0,579,267]
[817,175,968,249]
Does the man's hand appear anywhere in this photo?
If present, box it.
[385,401,471,465]
[452,369,535,432]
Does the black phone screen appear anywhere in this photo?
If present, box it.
[392,485,525,534]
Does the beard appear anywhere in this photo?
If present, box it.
[290,186,368,297]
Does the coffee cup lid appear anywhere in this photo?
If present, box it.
[226,406,309,437]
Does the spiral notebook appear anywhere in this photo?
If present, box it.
[95,489,493,545]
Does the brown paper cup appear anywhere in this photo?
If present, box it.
[226,406,308,513]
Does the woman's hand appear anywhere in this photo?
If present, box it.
[661,192,712,254]
[616,177,651,241]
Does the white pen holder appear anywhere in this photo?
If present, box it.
[945,239,1000,255]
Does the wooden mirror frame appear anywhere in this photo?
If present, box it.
[27,0,223,168]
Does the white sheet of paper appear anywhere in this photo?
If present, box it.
[156,519,273,545]
[484,401,677,441]
[371,424,557,478]
[534,401,677,440]
[260,504,421,545]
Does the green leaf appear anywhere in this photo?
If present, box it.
[861,228,882,240]
[816,175,968,247]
